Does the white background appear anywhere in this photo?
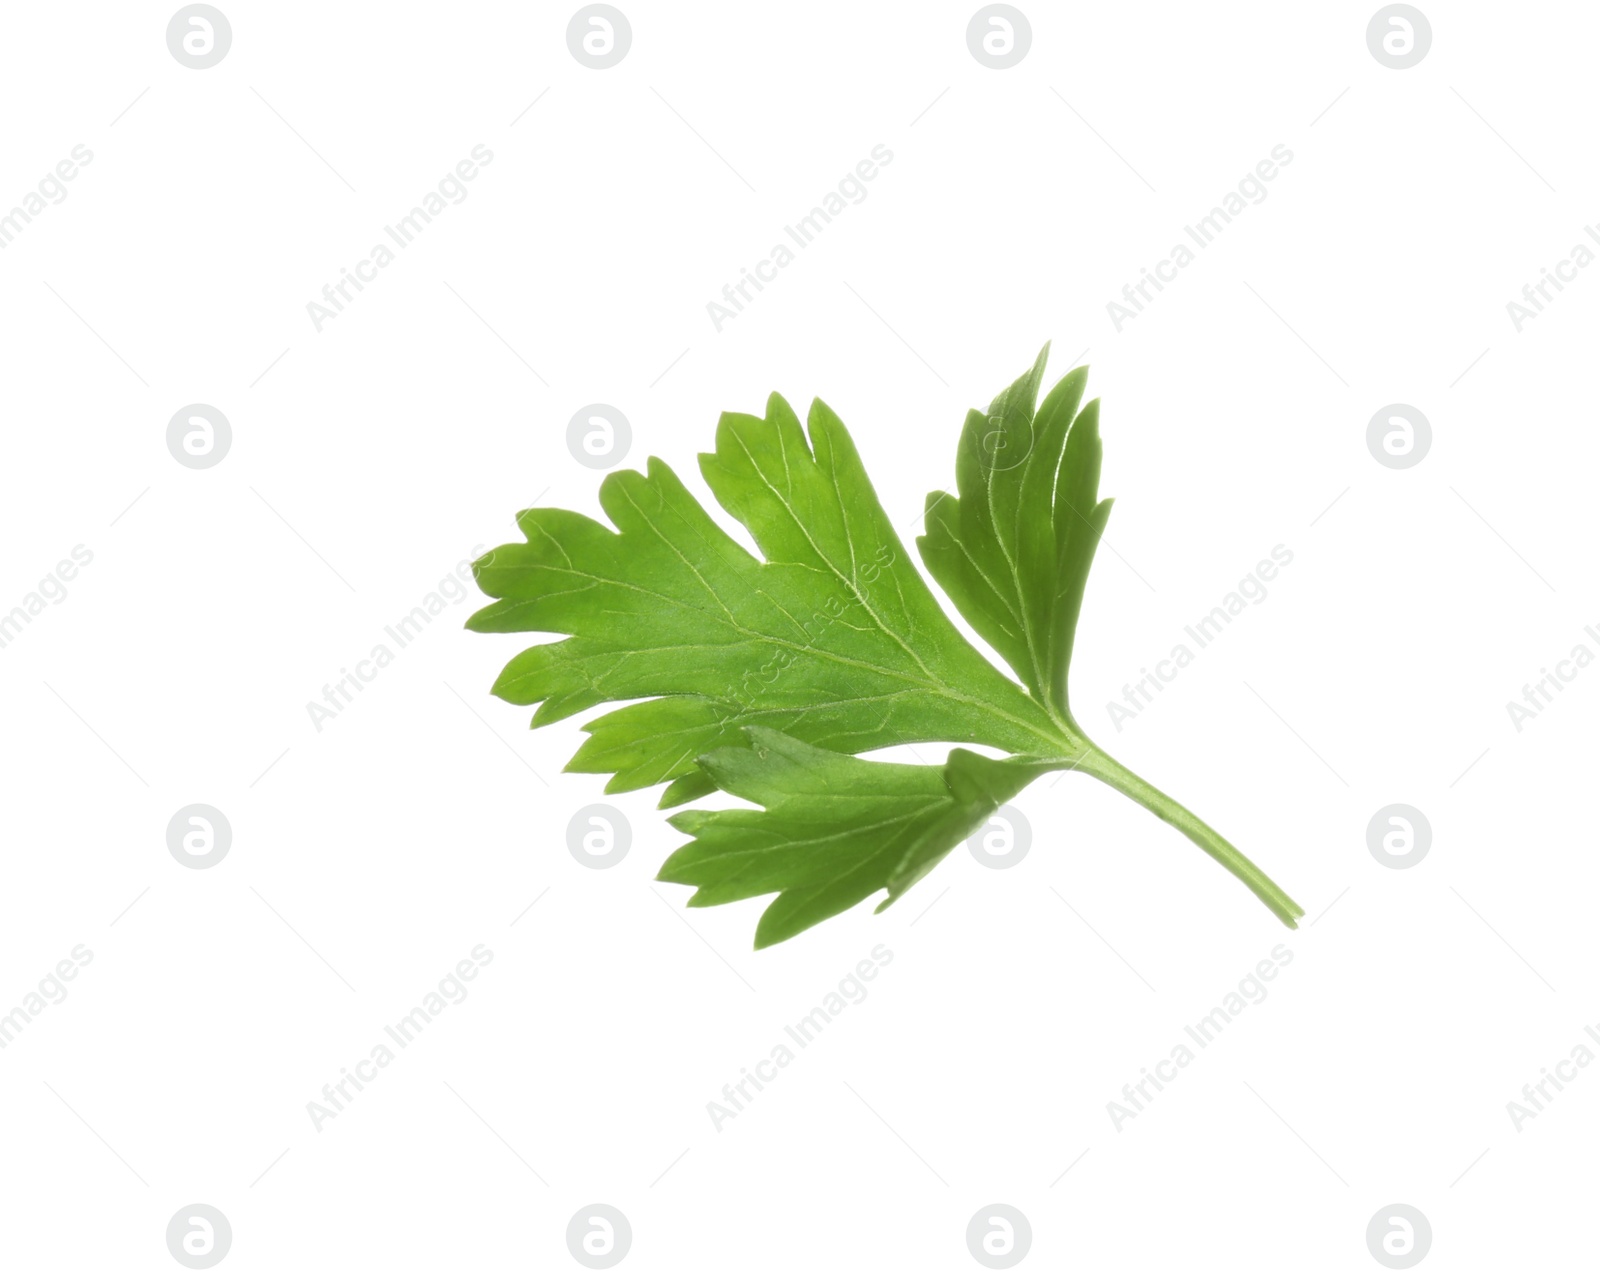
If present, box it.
[1,1,1594,1269]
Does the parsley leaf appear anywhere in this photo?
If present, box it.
[919,347,1107,720]
[470,347,1304,946]
[660,728,1051,948]
[468,393,1065,799]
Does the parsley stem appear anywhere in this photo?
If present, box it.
[1071,745,1304,927]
